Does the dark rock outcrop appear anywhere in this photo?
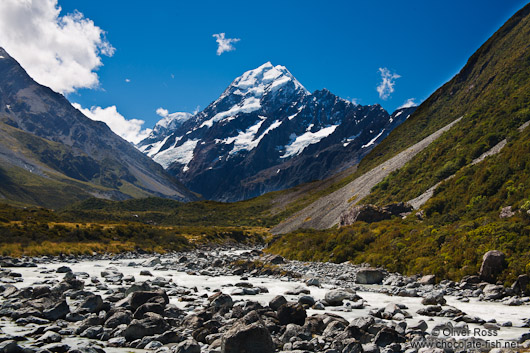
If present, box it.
[340,203,413,227]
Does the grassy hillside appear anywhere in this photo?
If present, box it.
[60,193,292,228]
[0,202,268,257]
[267,4,530,215]
[266,4,530,283]
[0,121,176,208]
[268,123,530,283]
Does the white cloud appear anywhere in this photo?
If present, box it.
[156,107,169,118]
[212,33,240,55]
[376,67,400,100]
[351,98,359,105]
[125,78,131,83]
[398,98,418,109]
[0,0,114,94]
[72,103,151,144]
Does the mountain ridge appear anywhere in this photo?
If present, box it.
[0,47,197,208]
[139,62,415,201]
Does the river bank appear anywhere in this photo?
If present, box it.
[1,246,529,352]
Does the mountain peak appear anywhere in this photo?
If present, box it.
[229,62,309,97]
[154,112,192,131]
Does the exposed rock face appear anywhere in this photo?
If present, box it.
[356,268,385,284]
[479,250,506,283]
[339,203,413,227]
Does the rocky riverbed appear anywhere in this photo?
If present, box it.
[0,247,529,353]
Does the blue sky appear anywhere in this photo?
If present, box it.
[1,0,528,142]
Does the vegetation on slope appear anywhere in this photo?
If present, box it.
[60,193,289,228]
[268,86,530,284]
[267,216,530,285]
[267,4,530,284]
[0,203,267,257]
[266,3,530,215]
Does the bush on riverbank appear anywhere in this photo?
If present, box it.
[267,216,530,285]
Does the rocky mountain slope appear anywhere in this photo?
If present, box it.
[272,3,530,234]
[271,117,462,234]
[139,62,415,201]
[0,47,196,208]
[265,3,530,283]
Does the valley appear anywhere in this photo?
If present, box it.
[1,1,530,352]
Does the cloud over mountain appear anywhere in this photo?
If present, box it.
[0,0,114,94]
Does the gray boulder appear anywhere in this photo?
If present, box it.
[104,310,132,328]
[277,303,306,325]
[174,339,200,353]
[418,275,436,285]
[0,340,22,353]
[421,292,446,306]
[209,293,233,311]
[43,300,70,321]
[356,268,385,284]
[512,274,529,295]
[324,289,360,306]
[122,313,169,341]
[483,284,506,300]
[77,295,104,314]
[479,250,506,283]
[129,290,168,310]
[269,295,287,311]
[37,331,62,343]
[221,321,274,353]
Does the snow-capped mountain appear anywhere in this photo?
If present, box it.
[139,112,192,157]
[137,62,416,201]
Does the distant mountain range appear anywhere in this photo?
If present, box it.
[138,62,415,201]
[0,47,196,208]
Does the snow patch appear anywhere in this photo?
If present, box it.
[362,129,385,148]
[154,112,192,131]
[153,139,198,169]
[220,118,283,155]
[201,97,261,128]
[281,125,338,159]
[390,110,403,123]
[342,131,362,147]
[145,135,172,157]
[232,62,307,95]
